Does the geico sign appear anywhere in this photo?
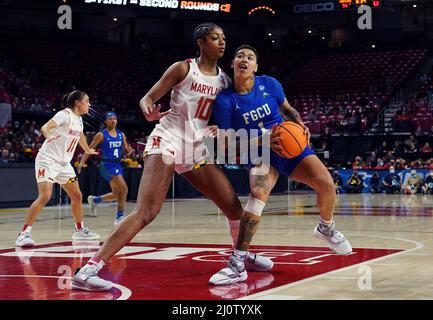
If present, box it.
[293,2,335,13]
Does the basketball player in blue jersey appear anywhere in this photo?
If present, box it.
[79,112,133,225]
[209,45,352,285]
[72,24,273,292]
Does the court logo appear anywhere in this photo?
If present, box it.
[57,5,72,30]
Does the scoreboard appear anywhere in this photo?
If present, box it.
[338,0,382,10]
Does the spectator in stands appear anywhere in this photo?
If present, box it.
[344,170,364,193]
[382,166,402,194]
[370,171,381,193]
[403,169,423,195]
[393,140,405,155]
[383,150,395,163]
[308,109,317,122]
[405,142,418,154]
[0,149,10,163]
[404,135,418,148]
[421,142,432,153]
[352,156,364,169]
[332,170,344,194]
[421,171,433,194]
[366,151,377,167]
[376,157,385,169]
[377,141,389,157]
[395,159,405,170]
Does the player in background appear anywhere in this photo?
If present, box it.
[15,90,100,247]
[209,45,352,285]
[72,23,273,292]
[78,112,134,225]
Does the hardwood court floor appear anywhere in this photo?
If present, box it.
[0,192,432,300]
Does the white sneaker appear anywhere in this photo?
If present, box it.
[209,255,248,286]
[71,266,113,291]
[313,222,352,255]
[72,227,100,240]
[15,231,35,247]
[113,215,125,226]
[87,196,97,217]
[245,252,274,272]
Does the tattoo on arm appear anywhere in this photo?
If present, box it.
[282,106,302,122]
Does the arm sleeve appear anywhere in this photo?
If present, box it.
[267,76,286,106]
[211,94,233,130]
[51,110,69,126]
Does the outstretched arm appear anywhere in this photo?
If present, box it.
[139,61,189,121]
[78,132,103,173]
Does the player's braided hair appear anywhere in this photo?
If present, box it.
[193,22,222,55]
[61,90,87,109]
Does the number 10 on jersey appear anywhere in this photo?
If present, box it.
[194,97,214,121]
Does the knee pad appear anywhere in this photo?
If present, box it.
[244,197,266,216]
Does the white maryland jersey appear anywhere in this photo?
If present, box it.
[152,58,230,145]
[39,108,83,163]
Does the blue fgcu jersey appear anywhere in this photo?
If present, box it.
[212,75,285,134]
[99,129,124,182]
[101,129,123,161]
[211,75,315,177]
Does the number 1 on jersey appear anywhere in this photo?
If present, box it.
[194,97,214,121]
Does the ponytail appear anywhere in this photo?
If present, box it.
[61,90,87,110]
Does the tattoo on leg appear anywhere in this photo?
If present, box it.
[253,175,269,189]
[236,214,261,251]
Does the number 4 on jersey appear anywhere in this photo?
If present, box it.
[194,97,214,121]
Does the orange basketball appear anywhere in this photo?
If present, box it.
[271,121,308,158]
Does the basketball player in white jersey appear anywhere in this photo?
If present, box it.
[72,23,273,291]
[15,90,100,247]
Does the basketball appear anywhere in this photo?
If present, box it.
[271,121,308,158]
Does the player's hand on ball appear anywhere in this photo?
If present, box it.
[270,125,283,155]
[298,122,311,143]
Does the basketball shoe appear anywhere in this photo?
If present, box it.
[72,227,100,240]
[87,195,97,217]
[71,266,113,291]
[245,252,274,272]
[313,221,352,254]
[209,254,248,285]
[15,231,35,247]
[113,215,125,226]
